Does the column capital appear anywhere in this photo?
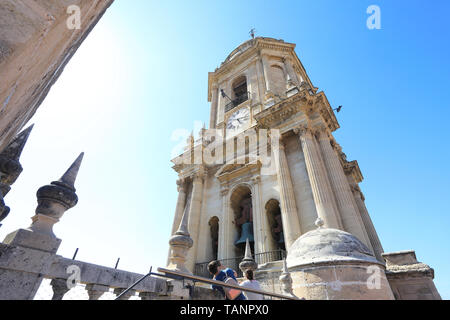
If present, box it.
[220,187,229,196]
[293,124,312,137]
[251,175,261,185]
[176,178,186,192]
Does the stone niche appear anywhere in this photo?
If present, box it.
[286,227,395,300]
[383,250,441,300]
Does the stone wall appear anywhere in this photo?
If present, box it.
[0,0,114,152]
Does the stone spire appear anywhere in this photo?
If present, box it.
[0,125,33,226]
[0,124,34,196]
[53,152,84,192]
[279,259,298,299]
[167,200,194,274]
[31,153,84,236]
[239,238,258,274]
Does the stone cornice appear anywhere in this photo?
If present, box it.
[344,160,363,183]
[253,90,311,128]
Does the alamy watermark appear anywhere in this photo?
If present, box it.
[367,5,381,30]
[66,5,81,30]
[171,124,279,176]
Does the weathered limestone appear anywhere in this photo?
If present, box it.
[0,124,33,226]
[0,153,84,300]
[296,125,341,229]
[86,284,109,300]
[279,259,297,299]
[272,139,302,250]
[383,251,441,300]
[286,219,394,300]
[0,0,114,152]
[50,278,70,300]
[316,128,372,251]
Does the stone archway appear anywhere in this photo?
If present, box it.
[208,216,219,260]
[265,199,286,252]
[230,185,253,259]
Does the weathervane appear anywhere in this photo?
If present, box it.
[249,28,256,39]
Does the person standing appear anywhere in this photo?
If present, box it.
[240,269,263,300]
[207,260,246,300]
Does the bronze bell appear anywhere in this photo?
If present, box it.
[235,222,254,247]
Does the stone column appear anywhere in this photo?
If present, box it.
[317,128,373,250]
[50,278,70,300]
[251,176,270,255]
[218,187,230,260]
[86,284,109,300]
[352,185,384,262]
[272,138,302,251]
[185,171,204,272]
[295,126,342,229]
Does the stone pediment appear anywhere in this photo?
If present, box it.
[215,157,261,183]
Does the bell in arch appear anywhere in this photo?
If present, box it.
[235,221,255,247]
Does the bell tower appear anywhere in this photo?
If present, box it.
[170,36,382,274]
[167,37,442,300]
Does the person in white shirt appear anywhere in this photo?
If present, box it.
[240,269,264,300]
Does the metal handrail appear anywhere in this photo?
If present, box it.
[157,267,298,300]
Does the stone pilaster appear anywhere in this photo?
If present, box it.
[317,128,373,250]
[209,85,218,129]
[295,125,342,229]
[351,185,384,262]
[185,170,204,272]
[272,137,302,251]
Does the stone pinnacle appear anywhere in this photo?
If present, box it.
[55,152,84,191]
[243,238,253,260]
[1,124,34,160]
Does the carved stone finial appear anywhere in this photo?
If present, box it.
[168,201,194,274]
[31,153,84,236]
[0,189,10,224]
[315,217,324,229]
[239,238,258,273]
[279,259,298,299]
[0,124,34,196]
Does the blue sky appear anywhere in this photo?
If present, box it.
[1,0,449,299]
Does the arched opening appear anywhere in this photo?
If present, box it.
[265,199,286,252]
[230,185,254,259]
[208,216,219,261]
[231,76,248,105]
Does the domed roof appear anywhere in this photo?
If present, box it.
[286,224,381,268]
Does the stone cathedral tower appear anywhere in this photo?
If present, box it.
[168,37,441,300]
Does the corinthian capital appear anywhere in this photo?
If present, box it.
[293,124,311,137]
[176,179,186,192]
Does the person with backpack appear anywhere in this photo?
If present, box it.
[207,260,246,300]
